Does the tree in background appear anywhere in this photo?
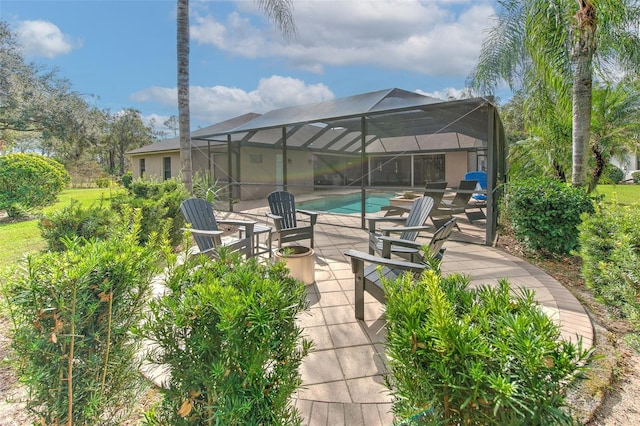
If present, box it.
[1,21,103,163]
[471,0,640,188]
[500,79,640,188]
[176,0,297,194]
[100,108,155,176]
[163,115,178,138]
[588,79,640,190]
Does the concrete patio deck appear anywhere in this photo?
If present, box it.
[218,207,594,426]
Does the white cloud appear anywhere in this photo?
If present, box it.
[190,1,495,77]
[16,20,78,58]
[130,75,334,124]
[418,87,475,100]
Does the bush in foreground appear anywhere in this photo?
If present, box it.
[385,270,591,425]
[580,203,640,330]
[3,212,167,425]
[142,248,311,425]
[38,200,118,251]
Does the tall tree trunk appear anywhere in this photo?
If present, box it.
[177,0,193,193]
[571,1,596,188]
[589,143,606,192]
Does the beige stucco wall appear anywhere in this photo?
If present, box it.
[130,152,179,181]
[236,147,314,200]
[445,151,469,186]
[130,147,479,198]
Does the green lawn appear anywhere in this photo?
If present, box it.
[0,187,124,269]
[592,184,640,206]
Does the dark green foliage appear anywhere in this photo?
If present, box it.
[38,200,118,251]
[192,171,225,203]
[600,164,624,184]
[632,171,640,184]
[3,212,168,425]
[579,204,640,330]
[0,153,70,212]
[120,171,133,189]
[506,177,595,255]
[111,178,189,247]
[4,202,29,219]
[384,270,590,425]
[142,248,311,425]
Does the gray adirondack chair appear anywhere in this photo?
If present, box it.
[180,197,256,258]
[266,191,318,248]
[367,196,434,263]
[346,217,457,321]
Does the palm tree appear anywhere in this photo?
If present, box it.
[176,0,296,194]
[589,79,640,191]
[471,0,640,188]
[177,0,191,192]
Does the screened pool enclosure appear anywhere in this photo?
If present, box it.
[133,88,506,245]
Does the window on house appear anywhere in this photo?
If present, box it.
[139,158,146,177]
[163,157,171,180]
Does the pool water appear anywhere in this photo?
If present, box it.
[298,192,396,214]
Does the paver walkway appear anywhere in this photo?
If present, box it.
[228,211,593,426]
[160,205,594,425]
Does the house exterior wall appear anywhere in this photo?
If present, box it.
[237,147,314,200]
[129,147,482,198]
[130,152,180,181]
[611,153,640,181]
[444,151,469,185]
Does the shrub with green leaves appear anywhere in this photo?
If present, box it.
[579,204,640,330]
[384,270,591,425]
[3,211,168,425]
[38,200,118,251]
[632,171,640,184]
[505,177,594,255]
[120,171,133,189]
[142,248,311,425]
[0,153,70,215]
[95,176,115,188]
[600,164,624,184]
[111,178,189,247]
[193,171,225,204]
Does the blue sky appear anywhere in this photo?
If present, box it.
[2,0,505,133]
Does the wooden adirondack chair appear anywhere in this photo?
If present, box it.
[180,197,256,258]
[266,191,318,248]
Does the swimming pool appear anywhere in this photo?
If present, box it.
[298,192,396,214]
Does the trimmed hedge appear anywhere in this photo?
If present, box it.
[0,153,70,214]
[142,248,311,424]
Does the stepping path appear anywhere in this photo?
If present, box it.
[291,221,593,425]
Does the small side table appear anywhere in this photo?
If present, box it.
[246,224,272,258]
